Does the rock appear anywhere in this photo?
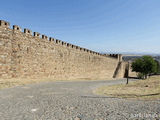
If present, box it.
[75,116,81,120]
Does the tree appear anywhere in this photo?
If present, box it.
[131,56,157,79]
[155,60,160,74]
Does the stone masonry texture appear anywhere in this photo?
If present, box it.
[0,20,130,80]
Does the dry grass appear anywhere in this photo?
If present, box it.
[0,78,57,89]
[95,76,160,100]
[0,77,113,90]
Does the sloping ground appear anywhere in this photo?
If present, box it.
[0,78,159,120]
[96,76,160,100]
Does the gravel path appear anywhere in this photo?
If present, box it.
[0,78,159,120]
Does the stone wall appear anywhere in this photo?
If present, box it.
[0,20,126,80]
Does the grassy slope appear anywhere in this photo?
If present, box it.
[95,76,160,100]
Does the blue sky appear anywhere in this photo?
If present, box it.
[1,0,160,55]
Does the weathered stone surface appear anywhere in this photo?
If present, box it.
[0,20,132,79]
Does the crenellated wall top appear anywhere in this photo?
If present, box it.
[0,20,122,59]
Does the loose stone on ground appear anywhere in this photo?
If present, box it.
[0,78,159,120]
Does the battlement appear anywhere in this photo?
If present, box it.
[0,20,122,58]
[0,20,10,28]
[13,25,21,32]
[42,35,48,40]
[0,20,123,58]
[34,32,41,37]
[0,20,127,79]
[49,37,55,42]
[104,54,122,61]
[24,29,32,35]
